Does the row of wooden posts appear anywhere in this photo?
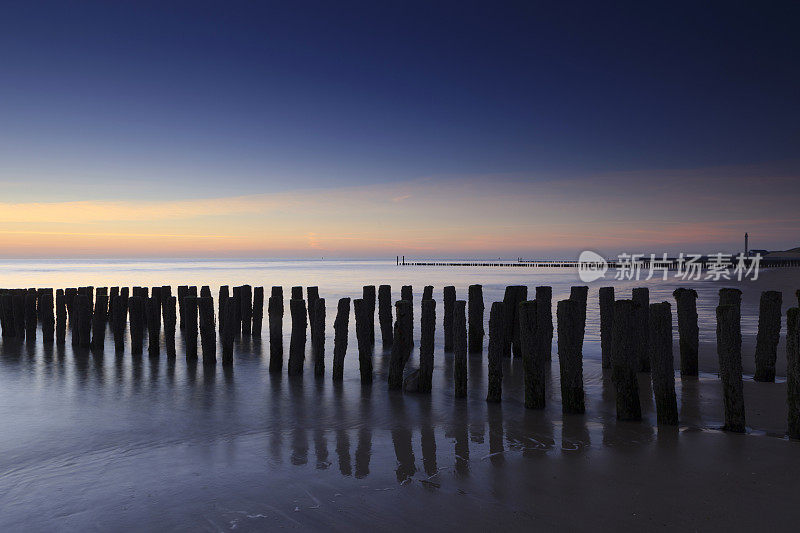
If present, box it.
[1,284,799,438]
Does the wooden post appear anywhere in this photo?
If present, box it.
[717,304,746,432]
[252,286,264,338]
[129,296,144,355]
[611,300,642,420]
[443,286,456,352]
[77,293,92,348]
[719,288,742,317]
[419,298,436,393]
[388,300,411,390]
[519,300,545,409]
[231,286,242,335]
[486,301,504,402]
[200,295,218,361]
[164,296,177,357]
[150,287,162,336]
[754,290,782,382]
[632,287,650,372]
[312,298,326,377]
[184,296,198,361]
[599,287,614,369]
[240,284,252,335]
[222,297,236,365]
[502,286,527,357]
[787,308,800,440]
[90,294,108,351]
[569,285,588,348]
[453,300,467,398]
[354,298,373,384]
[40,291,54,344]
[56,289,67,345]
[218,285,229,335]
[291,286,303,300]
[24,291,37,342]
[361,285,375,345]
[673,288,699,376]
[422,285,433,301]
[177,285,188,330]
[200,285,211,299]
[401,286,413,329]
[468,284,484,352]
[108,287,119,323]
[649,302,678,425]
[557,299,585,414]
[288,299,307,375]
[146,297,160,357]
[112,293,127,353]
[268,294,283,373]
[378,284,393,347]
[1,293,14,339]
[332,297,350,381]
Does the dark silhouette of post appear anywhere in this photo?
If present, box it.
[312,298,326,377]
[90,294,107,351]
[535,286,553,361]
[218,285,229,335]
[177,285,188,330]
[787,307,800,440]
[388,300,412,390]
[184,296,199,360]
[111,294,126,353]
[164,296,177,357]
[400,286,413,332]
[199,297,216,364]
[611,300,641,420]
[557,299,585,414]
[307,286,319,341]
[569,285,588,348]
[422,285,433,301]
[419,298,436,393]
[252,287,264,338]
[443,286,456,352]
[146,297,160,357]
[468,284,484,352]
[291,286,303,300]
[649,302,678,425]
[519,300,545,408]
[632,287,650,372]
[599,287,614,369]
[268,294,283,373]
[486,302,504,402]
[24,291,37,342]
[332,298,350,381]
[354,298,373,383]
[363,285,376,344]
[717,304,746,432]
[754,290,782,382]
[41,291,54,344]
[378,285,393,347]
[453,300,468,398]
[129,296,144,355]
[502,286,527,357]
[288,299,307,376]
[673,288,699,376]
[222,298,236,365]
[241,284,253,336]
[56,289,67,345]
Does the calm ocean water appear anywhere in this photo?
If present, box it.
[0,260,797,531]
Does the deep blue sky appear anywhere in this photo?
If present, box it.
[2,0,798,200]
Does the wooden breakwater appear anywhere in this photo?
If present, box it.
[397,257,800,268]
[0,283,799,439]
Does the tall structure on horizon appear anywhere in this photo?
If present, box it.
[745,232,749,256]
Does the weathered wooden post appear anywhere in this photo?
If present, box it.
[150,287,162,336]
[197,291,216,366]
[312,298,326,377]
[519,300,545,408]
[332,297,350,381]
[291,286,303,300]
[108,287,119,323]
[146,297,160,357]
[502,286,527,357]
[24,291,37,342]
[77,294,92,348]
[184,296,199,360]
[599,287,614,369]
[222,297,236,365]
[56,289,67,345]
[754,290,782,382]
[252,286,264,338]
[422,285,433,301]
[378,284,393,347]
[129,296,144,355]
[1,293,14,339]
[719,288,742,317]
[418,298,436,393]
[41,292,55,344]
[468,284,484,352]
[268,293,284,373]
[632,287,650,372]
[388,300,412,390]
[443,286,456,352]
[64,287,77,325]
[717,304,746,432]
[486,302,504,402]
[557,299,585,414]
[354,298,373,384]
[177,285,188,330]
[649,302,678,425]
[401,286,413,327]
[454,300,467,398]
[673,288,699,376]
[288,299,307,375]
[218,285,229,335]
[164,296,177,357]
[611,300,642,420]
[569,285,588,347]
[231,286,242,335]
[12,291,26,341]
[787,308,800,440]
[240,284,253,335]
[363,285,376,344]
[112,294,126,353]
[200,285,211,299]
[90,294,108,351]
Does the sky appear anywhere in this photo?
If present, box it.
[1,1,799,258]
